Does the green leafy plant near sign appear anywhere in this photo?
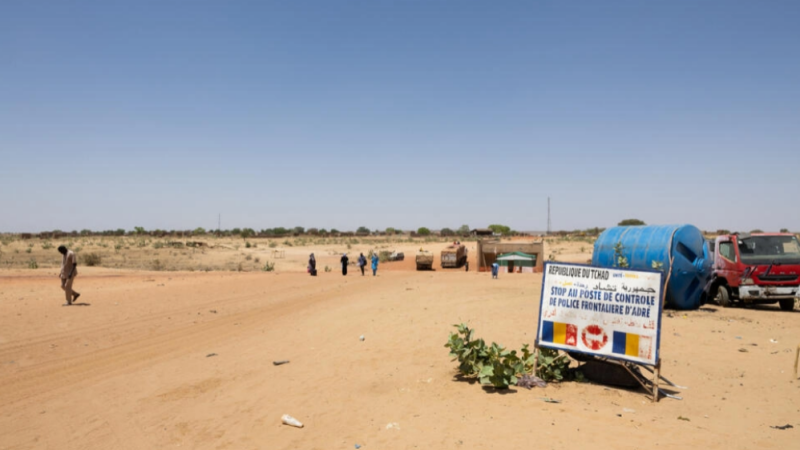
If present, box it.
[445,324,580,388]
[536,348,572,382]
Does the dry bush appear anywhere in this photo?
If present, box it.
[83,252,102,267]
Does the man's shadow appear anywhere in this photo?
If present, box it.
[63,303,91,307]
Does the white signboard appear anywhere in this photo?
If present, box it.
[536,262,664,366]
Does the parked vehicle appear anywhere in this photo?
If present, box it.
[389,251,404,261]
[707,233,800,311]
[441,244,467,269]
[416,250,434,271]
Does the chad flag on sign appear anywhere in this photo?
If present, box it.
[541,321,577,346]
[612,331,651,359]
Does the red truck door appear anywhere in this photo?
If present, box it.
[715,236,742,289]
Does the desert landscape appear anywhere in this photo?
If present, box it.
[1,237,797,449]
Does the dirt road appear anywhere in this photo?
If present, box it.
[1,268,797,449]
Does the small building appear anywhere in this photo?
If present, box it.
[471,228,494,237]
[477,239,544,273]
[496,252,537,273]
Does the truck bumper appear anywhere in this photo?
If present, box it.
[738,285,799,301]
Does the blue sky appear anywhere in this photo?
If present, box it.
[1,1,798,233]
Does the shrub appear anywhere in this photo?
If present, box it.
[263,261,275,272]
[269,241,278,248]
[440,228,455,237]
[324,265,331,272]
[25,247,32,254]
[282,240,293,247]
[83,253,102,267]
[152,241,164,249]
[535,348,572,382]
[618,219,645,226]
[488,224,511,235]
[444,323,532,388]
[41,241,54,250]
[28,259,38,269]
[445,324,578,388]
[151,259,164,271]
[245,254,252,261]
[245,241,252,248]
[254,257,260,263]
[417,227,431,236]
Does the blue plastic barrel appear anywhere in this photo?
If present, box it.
[592,225,711,310]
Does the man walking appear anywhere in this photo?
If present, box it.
[358,253,367,276]
[58,245,80,305]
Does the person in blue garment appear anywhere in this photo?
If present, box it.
[371,251,379,276]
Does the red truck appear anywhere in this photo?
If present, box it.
[707,233,800,311]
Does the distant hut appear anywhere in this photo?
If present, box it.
[496,252,538,274]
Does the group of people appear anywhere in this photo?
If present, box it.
[308,252,380,276]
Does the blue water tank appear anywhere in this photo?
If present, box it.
[592,225,711,310]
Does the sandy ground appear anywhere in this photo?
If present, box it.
[1,247,799,449]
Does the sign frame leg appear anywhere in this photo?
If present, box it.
[652,358,661,403]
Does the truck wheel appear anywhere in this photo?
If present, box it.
[715,285,732,307]
[779,298,796,311]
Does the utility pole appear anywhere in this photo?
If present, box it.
[547,197,551,236]
[218,213,221,237]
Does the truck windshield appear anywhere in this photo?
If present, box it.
[738,235,800,264]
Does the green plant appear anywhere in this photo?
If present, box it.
[151,259,164,271]
[28,259,38,269]
[83,252,102,267]
[269,241,278,248]
[618,219,645,226]
[536,348,571,382]
[282,240,293,247]
[152,241,164,249]
[245,241,252,248]
[263,261,275,272]
[41,241,54,250]
[417,227,432,236]
[25,247,32,254]
[488,224,511,235]
[613,242,628,268]
[324,265,331,272]
[445,324,531,388]
[445,324,579,388]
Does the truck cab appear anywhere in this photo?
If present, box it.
[708,233,800,311]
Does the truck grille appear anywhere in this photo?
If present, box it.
[756,274,798,282]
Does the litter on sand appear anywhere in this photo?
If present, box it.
[281,414,303,428]
[540,397,561,403]
[273,360,290,365]
[770,424,793,430]
[516,374,547,389]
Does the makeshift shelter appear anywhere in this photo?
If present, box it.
[496,252,537,273]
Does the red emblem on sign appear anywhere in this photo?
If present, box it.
[581,324,609,351]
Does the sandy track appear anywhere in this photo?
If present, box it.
[1,268,798,449]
